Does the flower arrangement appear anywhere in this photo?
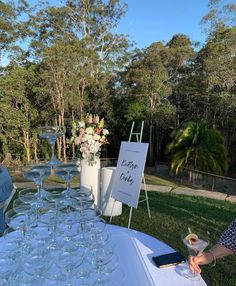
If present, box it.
[71,114,109,162]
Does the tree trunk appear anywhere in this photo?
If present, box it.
[23,131,31,163]
[61,112,67,162]
[149,119,154,165]
[34,140,38,163]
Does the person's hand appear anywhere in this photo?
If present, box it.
[189,255,202,273]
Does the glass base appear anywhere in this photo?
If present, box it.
[48,156,61,167]
[36,189,50,200]
[175,262,201,281]
[62,188,74,198]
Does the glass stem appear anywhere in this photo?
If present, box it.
[37,184,40,197]
[51,143,55,160]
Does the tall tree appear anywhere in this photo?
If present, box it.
[0,62,38,162]
[124,35,194,164]
[0,0,30,64]
[28,0,130,159]
[201,0,236,36]
[167,120,227,175]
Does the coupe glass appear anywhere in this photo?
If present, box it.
[38,210,63,250]
[54,162,80,197]
[56,248,84,286]
[89,243,118,286]
[38,125,65,166]
[22,248,53,285]
[175,232,209,280]
[92,264,125,286]
[0,256,20,286]
[5,208,35,254]
[23,164,51,200]
[18,188,38,204]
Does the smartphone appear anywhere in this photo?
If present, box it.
[152,251,186,268]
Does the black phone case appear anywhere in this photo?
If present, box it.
[152,252,185,268]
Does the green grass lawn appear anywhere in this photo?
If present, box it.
[108,191,236,286]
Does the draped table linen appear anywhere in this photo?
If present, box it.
[106,225,207,286]
[0,167,14,233]
[0,223,207,285]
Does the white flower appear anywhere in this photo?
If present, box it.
[87,138,96,145]
[90,142,101,154]
[102,128,109,135]
[86,127,94,135]
[93,133,101,141]
[74,136,82,145]
[78,121,85,128]
[84,134,93,141]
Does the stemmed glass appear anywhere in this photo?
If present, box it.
[38,125,65,166]
[92,264,125,286]
[89,243,115,286]
[23,164,51,200]
[0,233,22,285]
[56,248,84,286]
[5,208,35,254]
[38,209,63,251]
[175,231,209,280]
[22,247,53,285]
[54,162,80,197]
[0,256,20,286]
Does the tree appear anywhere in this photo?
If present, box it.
[201,0,236,37]
[0,0,30,64]
[167,120,227,175]
[27,0,130,160]
[0,62,39,162]
[29,0,130,115]
[193,27,236,161]
[123,35,194,164]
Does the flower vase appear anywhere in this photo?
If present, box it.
[80,158,101,208]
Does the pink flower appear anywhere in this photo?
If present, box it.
[93,115,100,124]
[95,128,101,135]
[80,143,90,158]
[80,128,85,135]
[72,114,109,161]
[74,136,82,145]
[87,114,93,124]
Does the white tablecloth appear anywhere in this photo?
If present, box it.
[0,167,13,232]
[107,224,207,286]
[1,222,207,285]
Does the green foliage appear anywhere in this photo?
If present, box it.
[167,120,227,175]
[201,0,236,36]
[0,0,236,173]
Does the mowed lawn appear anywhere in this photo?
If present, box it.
[109,191,236,286]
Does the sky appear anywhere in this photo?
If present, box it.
[1,0,233,66]
[118,0,211,47]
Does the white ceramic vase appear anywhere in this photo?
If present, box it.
[80,157,101,208]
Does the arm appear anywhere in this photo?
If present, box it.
[189,244,234,273]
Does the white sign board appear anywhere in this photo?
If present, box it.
[111,141,149,208]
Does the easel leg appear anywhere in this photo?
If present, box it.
[128,207,133,229]
[142,174,151,218]
[109,200,116,223]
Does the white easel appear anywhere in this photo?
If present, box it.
[128,121,151,227]
[109,121,151,228]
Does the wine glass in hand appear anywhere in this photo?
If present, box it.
[175,231,209,280]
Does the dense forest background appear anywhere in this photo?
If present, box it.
[0,0,235,176]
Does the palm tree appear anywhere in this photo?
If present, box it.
[167,120,227,175]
